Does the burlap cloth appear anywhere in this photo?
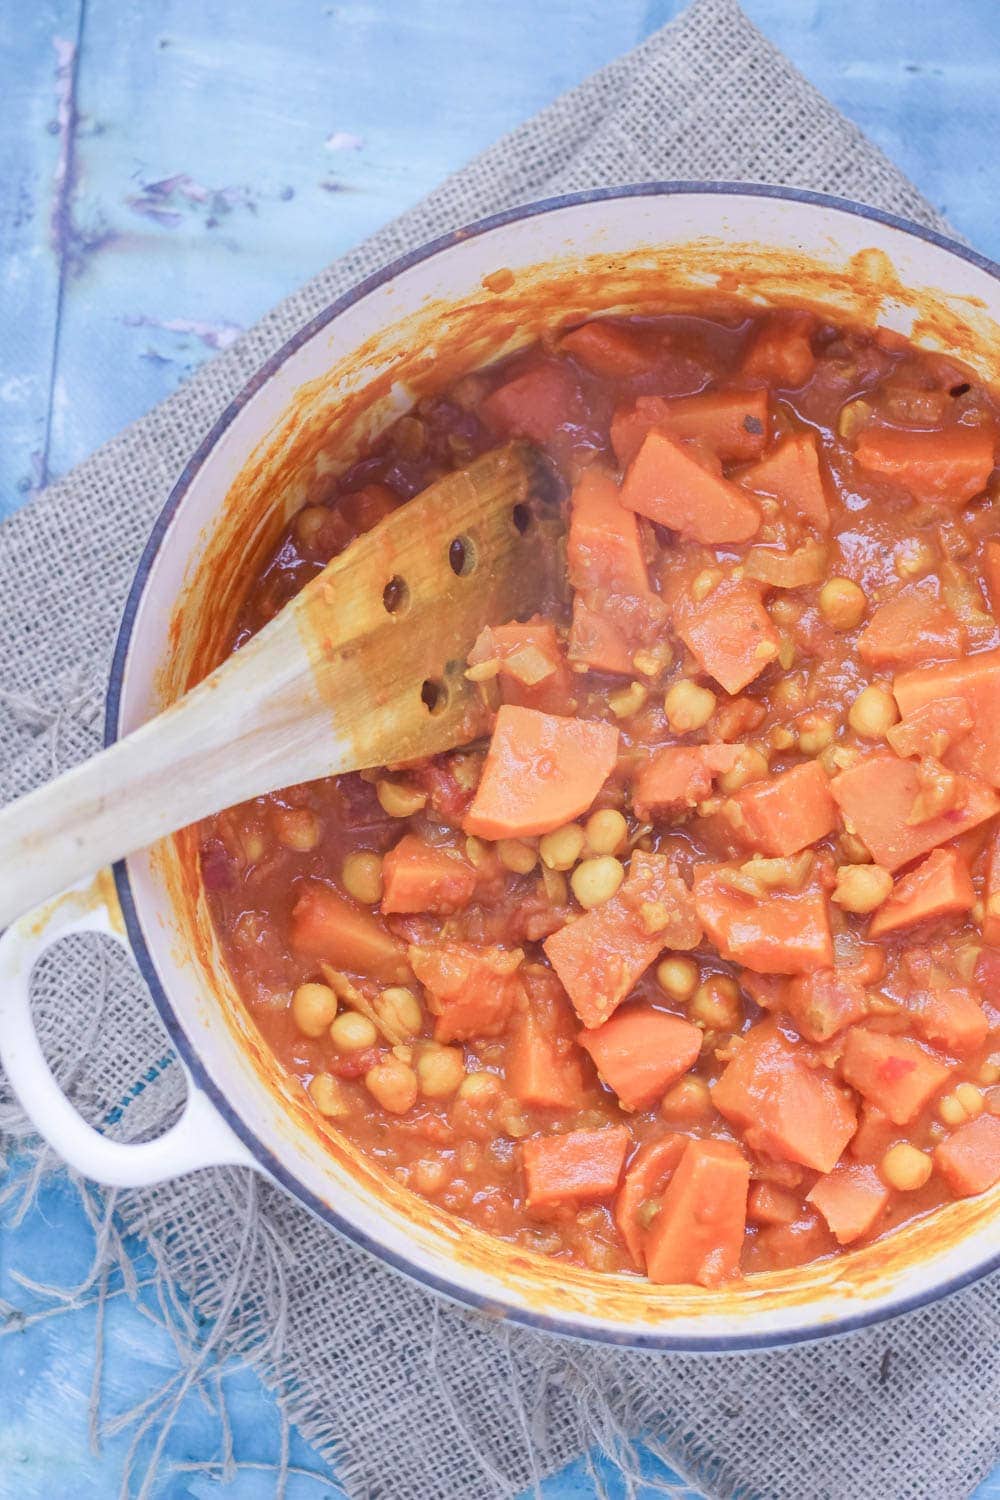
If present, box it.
[2,2,998,1496]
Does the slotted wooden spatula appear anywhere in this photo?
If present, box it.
[0,441,562,927]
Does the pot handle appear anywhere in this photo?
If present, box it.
[0,873,255,1187]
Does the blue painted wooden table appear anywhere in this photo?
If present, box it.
[1,2,999,1496]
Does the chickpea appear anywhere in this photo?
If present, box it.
[656,955,700,1001]
[497,839,538,874]
[690,975,743,1031]
[330,1010,378,1050]
[717,746,769,794]
[955,1082,986,1117]
[342,850,383,905]
[365,1057,418,1114]
[978,1059,1000,1087]
[797,713,836,757]
[413,1158,451,1195]
[848,684,899,741]
[295,505,329,547]
[880,1142,932,1192]
[274,807,321,851]
[832,863,893,915]
[584,808,628,856]
[457,1070,503,1103]
[608,680,649,719]
[376,779,427,817]
[664,679,716,734]
[894,538,936,580]
[570,855,625,910]
[308,1071,349,1118]
[660,1075,713,1121]
[291,982,338,1038]
[376,985,423,1037]
[416,1044,466,1098]
[633,643,674,678]
[539,823,586,870]
[938,1092,969,1127]
[818,577,867,631]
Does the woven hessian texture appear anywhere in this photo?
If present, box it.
[2,2,997,1497]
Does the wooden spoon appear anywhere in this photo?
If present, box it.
[0,441,562,927]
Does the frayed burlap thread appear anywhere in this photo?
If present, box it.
[2,2,997,1497]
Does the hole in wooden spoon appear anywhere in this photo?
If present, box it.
[512,503,532,535]
[383,575,409,614]
[421,678,448,715]
[449,534,477,576]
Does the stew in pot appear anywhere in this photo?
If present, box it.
[200,303,1000,1286]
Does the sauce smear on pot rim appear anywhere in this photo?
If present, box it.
[201,304,1000,1287]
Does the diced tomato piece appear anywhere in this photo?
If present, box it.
[631,744,740,818]
[806,1163,890,1245]
[380,834,476,916]
[290,883,411,983]
[868,846,975,937]
[727,760,838,857]
[614,1135,687,1267]
[610,389,769,469]
[560,320,656,377]
[895,648,1000,788]
[464,706,618,840]
[857,579,965,668]
[481,361,582,444]
[410,943,524,1043]
[567,466,651,597]
[854,424,996,504]
[567,596,634,675]
[467,619,575,715]
[619,429,761,545]
[578,1006,702,1110]
[545,855,701,1028]
[712,1020,856,1172]
[675,579,780,694]
[693,865,833,975]
[506,969,585,1109]
[840,1028,951,1125]
[742,311,816,388]
[643,1138,750,1287]
[830,753,999,872]
[737,430,829,531]
[747,1181,801,1226]
[934,1112,1000,1196]
[522,1125,630,1209]
[786,968,868,1043]
[912,985,989,1057]
[886,695,973,760]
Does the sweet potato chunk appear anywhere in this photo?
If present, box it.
[614,1135,687,1267]
[291,884,411,984]
[578,1006,702,1110]
[467,619,574,715]
[522,1125,630,1209]
[567,466,651,598]
[857,579,965,668]
[806,1163,890,1245]
[894,649,1000,787]
[560,320,656,377]
[868,847,975,937]
[567,596,634,675]
[934,1112,1000,1197]
[786,968,868,1043]
[693,865,833,975]
[481,362,581,444]
[854,424,995,504]
[465,706,618,840]
[610,389,769,468]
[912,985,988,1057]
[742,311,816,388]
[727,761,838,857]
[410,943,523,1043]
[381,834,476,916]
[840,1028,951,1125]
[675,579,780,694]
[631,744,740,818]
[544,853,701,1028]
[830,753,999,872]
[886,695,973,761]
[738,430,829,531]
[619,429,761,545]
[506,969,585,1109]
[643,1138,750,1287]
[712,1021,856,1172]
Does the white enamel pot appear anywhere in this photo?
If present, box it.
[3,185,1000,1350]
